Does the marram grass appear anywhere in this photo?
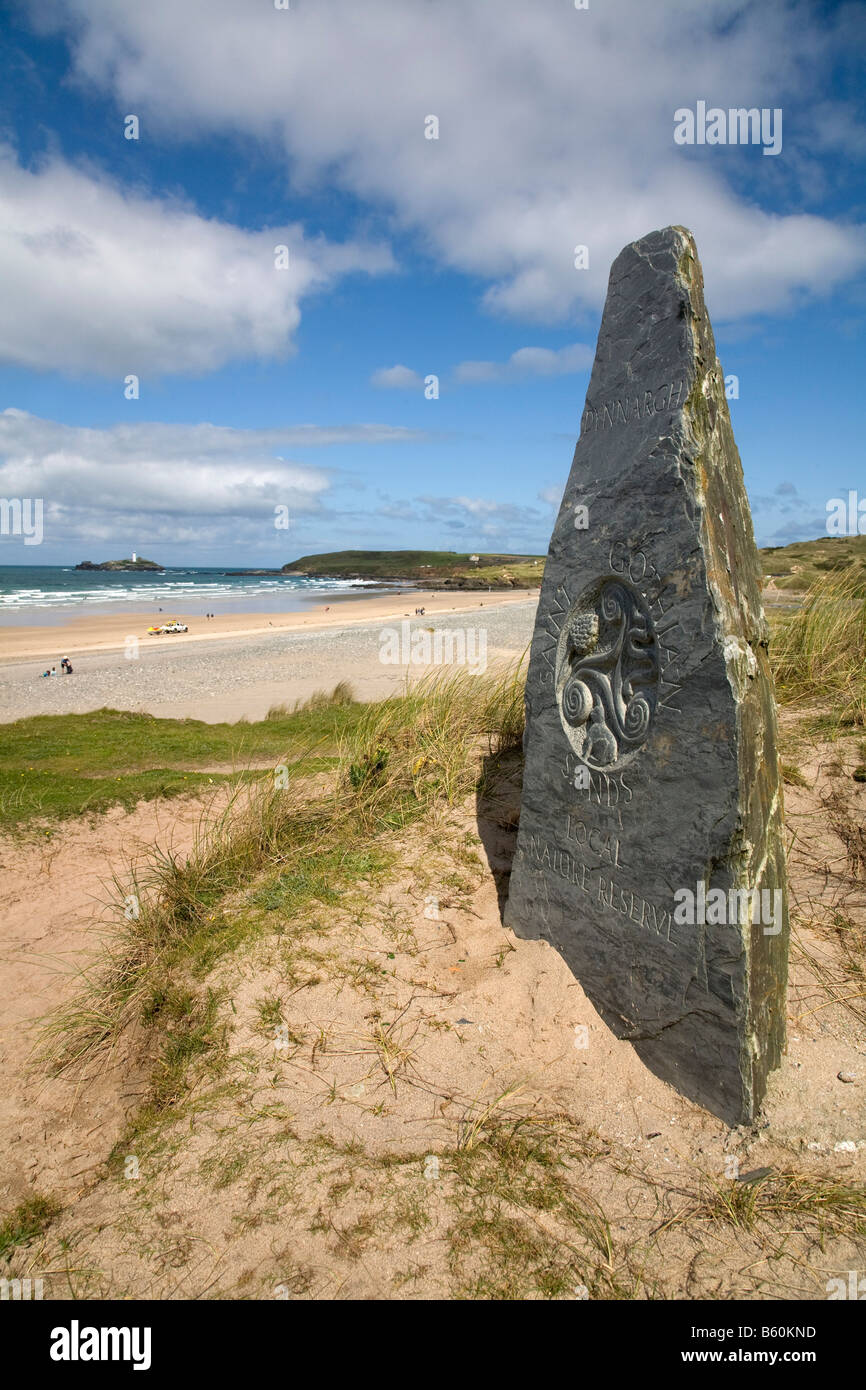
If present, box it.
[40,663,525,1071]
[771,569,866,726]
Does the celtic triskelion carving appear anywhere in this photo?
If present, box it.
[555,578,659,769]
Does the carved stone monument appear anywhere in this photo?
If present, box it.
[504,226,788,1125]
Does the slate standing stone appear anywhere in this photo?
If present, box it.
[504,226,788,1126]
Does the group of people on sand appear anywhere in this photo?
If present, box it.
[413,606,427,616]
[41,657,74,678]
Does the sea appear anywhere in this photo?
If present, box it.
[0,566,400,626]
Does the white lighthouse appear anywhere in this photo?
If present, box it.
[131,551,137,562]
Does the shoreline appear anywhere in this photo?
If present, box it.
[0,587,539,666]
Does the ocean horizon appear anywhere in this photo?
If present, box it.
[0,565,399,624]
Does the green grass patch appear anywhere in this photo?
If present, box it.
[0,764,243,833]
[0,1194,60,1261]
[0,695,364,832]
[253,845,391,915]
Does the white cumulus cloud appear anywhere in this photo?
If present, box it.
[29,0,866,326]
[0,146,393,375]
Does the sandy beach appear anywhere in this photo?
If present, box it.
[0,586,538,660]
[0,589,539,723]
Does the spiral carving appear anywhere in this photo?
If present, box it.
[623,693,651,738]
[555,577,659,770]
[562,675,592,725]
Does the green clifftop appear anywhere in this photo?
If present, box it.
[281,550,543,588]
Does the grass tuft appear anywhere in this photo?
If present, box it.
[0,1194,60,1261]
[662,1169,866,1239]
[267,680,356,718]
[772,570,866,726]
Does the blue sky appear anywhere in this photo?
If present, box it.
[0,0,864,565]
